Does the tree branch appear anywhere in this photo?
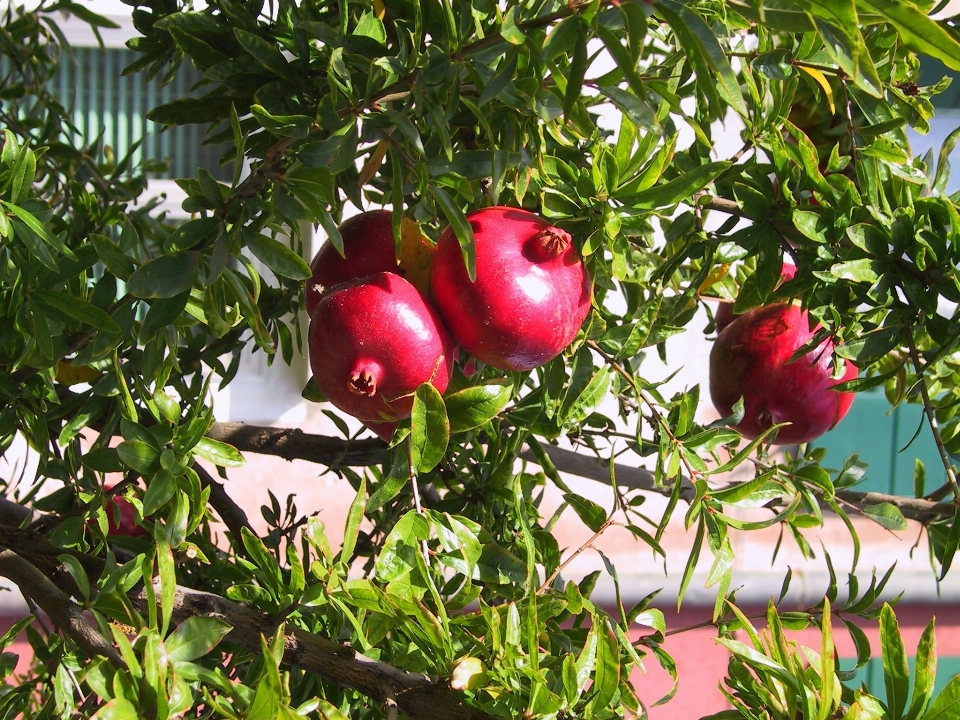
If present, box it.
[207,423,955,523]
[130,582,497,720]
[0,549,124,669]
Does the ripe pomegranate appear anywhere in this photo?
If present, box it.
[364,420,397,442]
[106,493,148,537]
[309,272,453,422]
[710,303,857,445]
[430,206,591,371]
[715,261,796,334]
[305,210,398,317]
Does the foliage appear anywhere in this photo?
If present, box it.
[0,0,959,718]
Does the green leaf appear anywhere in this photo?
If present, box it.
[117,440,160,474]
[863,503,907,531]
[830,259,881,283]
[192,437,245,467]
[340,477,366,563]
[1,200,76,260]
[619,161,731,208]
[410,383,448,473]
[906,618,936,720]
[91,698,139,720]
[431,186,476,281]
[858,0,960,73]
[655,0,748,118]
[564,493,607,533]
[880,603,909,720]
[445,381,512,432]
[250,104,312,139]
[244,233,311,280]
[234,28,295,82]
[90,233,135,280]
[128,252,200,299]
[589,620,621,713]
[142,470,178,516]
[58,554,90,600]
[165,617,232,663]
[33,290,120,333]
[925,675,960,720]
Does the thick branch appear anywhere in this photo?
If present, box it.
[208,422,386,467]
[130,583,496,720]
[0,549,124,669]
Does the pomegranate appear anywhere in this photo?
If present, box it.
[430,206,592,371]
[309,272,453,422]
[106,494,147,537]
[710,303,857,445]
[715,261,797,334]
[305,210,398,317]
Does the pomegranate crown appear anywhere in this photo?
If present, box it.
[534,226,572,259]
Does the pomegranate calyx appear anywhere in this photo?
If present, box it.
[534,227,572,259]
[349,368,378,396]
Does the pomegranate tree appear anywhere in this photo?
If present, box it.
[106,494,148,538]
[710,303,857,445]
[309,272,453,422]
[430,206,592,371]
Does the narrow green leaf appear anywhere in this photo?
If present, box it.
[245,233,311,280]
[166,616,232,663]
[431,186,475,281]
[117,440,160,474]
[879,603,909,720]
[619,161,731,208]
[192,437,246,467]
[906,618,936,720]
[924,675,960,720]
[340,477,366,563]
[128,252,200,299]
[410,383,448,473]
[33,290,120,334]
[234,28,295,82]
[564,493,607,533]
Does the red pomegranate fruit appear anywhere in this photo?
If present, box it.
[309,272,453,422]
[430,206,592,371]
[305,210,398,317]
[710,303,857,445]
[364,420,398,442]
[715,261,797,335]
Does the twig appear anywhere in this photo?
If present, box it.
[0,549,125,669]
[586,339,703,483]
[538,519,614,593]
[906,332,960,501]
[192,463,254,544]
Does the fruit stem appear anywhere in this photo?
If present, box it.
[534,227,572,259]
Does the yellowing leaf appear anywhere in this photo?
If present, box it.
[358,139,389,188]
[399,216,434,297]
[373,0,385,19]
[56,362,101,386]
[797,65,836,115]
[697,262,730,295]
[450,656,487,690]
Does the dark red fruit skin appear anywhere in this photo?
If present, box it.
[309,272,453,422]
[715,262,797,335]
[430,206,592,372]
[305,210,398,318]
[710,303,857,445]
[364,420,397,442]
[107,495,148,538]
